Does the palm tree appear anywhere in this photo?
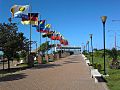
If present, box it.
[38,41,50,55]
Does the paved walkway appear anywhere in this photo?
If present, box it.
[0,54,108,90]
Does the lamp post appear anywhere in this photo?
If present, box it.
[81,43,84,53]
[87,41,89,53]
[8,18,12,71]
[86,42,87,53]
[101,16,107,75]
[90,34,93,65]
[31,41,37,55]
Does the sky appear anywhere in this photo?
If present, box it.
[1,0,120,51]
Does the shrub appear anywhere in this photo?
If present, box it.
[93,63,102,71]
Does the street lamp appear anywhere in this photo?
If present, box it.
[81,43,84,53]
[87,41,89,53]
[90,34,93,65]
[8,18,12,23]
[101,16,107,75]
[31,41,38,55]
[86,42,87,53]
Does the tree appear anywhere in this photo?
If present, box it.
[107,48,119,69]
[0,23,29,70]
[93,48,98,52]
[38,41,50,55]
[0,23,18,70]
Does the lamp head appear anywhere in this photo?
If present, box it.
[101,16,107,23]
[87,41,89,44]
[89,34,92,38]
[8,18,12,23]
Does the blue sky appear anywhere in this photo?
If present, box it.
[1,0,120,50]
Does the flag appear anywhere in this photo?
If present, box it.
[57,44,61,48]
[42,33,48,38]
[21,13,38,25]
[50,31,61,40]
[10,5,29,18]
[36,20,46,32]
[42,31,53,38]
[56,35,61,40]
[55,32,61,40]
[28,13,38,20]
[59,36,65,40]
[42,30,49,33]
[60,39,65,44]
[45,24,51,28]
[45,24,51,30]
[40,20,45,29]
[64,40,68,45]
[51,36,56,40]
[60,39,68,45]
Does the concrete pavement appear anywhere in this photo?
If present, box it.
[0,54,108,90]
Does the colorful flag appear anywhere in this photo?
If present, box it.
[51,36,56,40]
[55,32,61,40]
[33,20,45,32]
[28,13,38,20]
[36,20,46,32]
[57,44,61,48]
[60,39,65,44]
[45,24,51,30]
[40,20,45,29]
[56,35,61,40]
[60,39,68,45]
[21,13,38,25]
[64,40,68,45]
[42,33,48,38]
[10,5,29,18]
[42,31,53,38]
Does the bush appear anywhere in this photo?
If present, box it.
[97,64,102,72]
[93,63,97,69]
[110,61,119,69]
[93,63,102,71]
[42,59,47,64]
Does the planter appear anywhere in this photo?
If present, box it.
[28,54,34,67]
[19,58,26,64]
[37,55,42,64]
[54,54,59,60]
[45,54,49,62]
[49,54,54,62]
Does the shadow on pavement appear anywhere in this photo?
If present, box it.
[32,64,62,69]
[96,77,107,83]
[67,57,75,59]
[0,66,28,74]
[0,73,27,82]
[62,60,80,64]
[0,63,62,74]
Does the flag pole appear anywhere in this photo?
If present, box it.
[46,20,48,55]
[54,30,56,53]
[51,26,53,54]
[28,4,34,67]
[39,14,42,54]
[51,39,53,54]
[29,5,32,54]
[45,19,48,62]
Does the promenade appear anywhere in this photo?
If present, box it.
[0,54,108,90]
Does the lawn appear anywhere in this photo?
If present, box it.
[86,53,120,90]
[105,69,120,90]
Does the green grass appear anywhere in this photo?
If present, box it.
[86,54,120,90]
[105,69,120,90]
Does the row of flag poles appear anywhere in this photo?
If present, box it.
[10,5,68,54]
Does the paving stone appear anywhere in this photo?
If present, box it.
[0,54,108,90]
